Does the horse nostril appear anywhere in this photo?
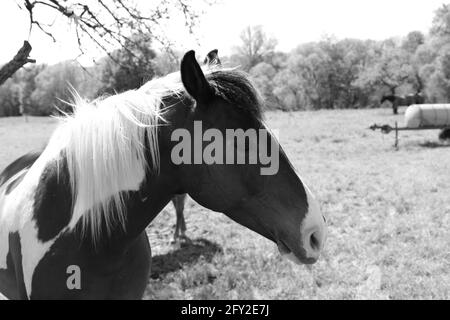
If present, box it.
[310,231,321,251]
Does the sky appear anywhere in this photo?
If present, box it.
[0,0,447,65]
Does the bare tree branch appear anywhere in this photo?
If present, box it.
[18,0,209,64]
[0,41,36,86]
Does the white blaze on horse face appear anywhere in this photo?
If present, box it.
[278,181,326,265]
[300,184,326,259]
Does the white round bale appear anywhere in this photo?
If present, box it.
[404,104,450,128]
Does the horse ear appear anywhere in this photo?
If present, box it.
[204,49,221,66]
[181,50,214,105]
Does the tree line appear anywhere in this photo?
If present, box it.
[1,4,450,117]
[239,4,450,111]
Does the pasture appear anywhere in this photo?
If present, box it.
[0,108,448,300]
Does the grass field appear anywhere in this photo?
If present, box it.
[0,108,448,300]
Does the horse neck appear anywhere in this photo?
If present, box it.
[125,97,193,230]
[45,137,177,252]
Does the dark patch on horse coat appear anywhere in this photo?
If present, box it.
[0,233,27,299]
[0,248,17,299]
[33,156,73,242]
[1,151,73,242]
[0,150,72,242]
[30,231,151,299]
[8,233,27,299]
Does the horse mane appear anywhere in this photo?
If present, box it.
[206,69,263,121]
[47,65,262,243]
[58,89,164,241]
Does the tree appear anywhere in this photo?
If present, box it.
[18,0,209,58]
[0,64,47,117]
[0,41,36,87]
[29,61,84,115]
[411,5,450,103]
[272,67,305,111]
[421,46,450,103]
[153,51,182,76]
[274,38,376,110]
[1,0,210,86]
[402,31,425,54]
[430,4,450,39]
[272,43,327,110]
[249,62,278,109]
[97,34,157,95]
[0,79,22,117]
[13,64,47,115]
[355,42,413,99]
[233,25,278,71]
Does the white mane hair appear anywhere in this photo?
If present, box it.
[54,69,199,242]
[41,64,224,242]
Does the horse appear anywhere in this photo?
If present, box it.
[0,49,327,299]
[381,93,425,114]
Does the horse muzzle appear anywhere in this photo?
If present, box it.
[277,214,327,265]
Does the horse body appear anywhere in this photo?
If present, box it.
[381,93,425,114]
[0,50,326,299]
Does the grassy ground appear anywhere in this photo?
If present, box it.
[0,108,448,300]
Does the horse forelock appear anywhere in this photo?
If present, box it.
[207,69,264,121]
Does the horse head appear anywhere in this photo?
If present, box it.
[157,50,327,264]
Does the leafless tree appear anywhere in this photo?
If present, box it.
[233,25,278,71]
[0,0,212,86]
